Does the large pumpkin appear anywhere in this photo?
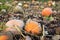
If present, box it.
[42,7,52,16]
[0,35,8,40]
[5,20,24,29]
[25,19,42,35]
[5,20,24,34]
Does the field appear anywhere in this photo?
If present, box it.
[0,0,60,40]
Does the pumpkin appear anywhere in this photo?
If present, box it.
[0,35,8,40]
[25,19,42,35]
[5,20,24,34]
[23,3,29,8]
[48,1,52,6]
[42,7,52,16]
[5,27,20,34]
[5,20,24,29]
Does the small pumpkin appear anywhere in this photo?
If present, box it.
[48,1,52,6]
[23,3,29,8]
[42,7,52,17]
[0,35,8,40]
[25,19,42,35]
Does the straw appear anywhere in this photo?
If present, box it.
[14,25,26,38]
[41,25,45,40]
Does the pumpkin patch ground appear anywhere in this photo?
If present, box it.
[0,0,60,40]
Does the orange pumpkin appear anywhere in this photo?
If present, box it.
[42,8,52,16]
[25,19,42,35]
[0,35,8,40]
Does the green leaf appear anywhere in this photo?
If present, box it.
[0,28,2,30]
[0,0,13,3]
[49,16,54,21]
